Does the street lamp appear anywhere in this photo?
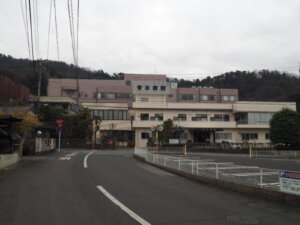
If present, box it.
[151,125,163,153]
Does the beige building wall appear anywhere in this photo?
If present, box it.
[135,128,152,148]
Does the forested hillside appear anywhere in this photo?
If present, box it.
[1,54,299,110]
[0,54,120,95]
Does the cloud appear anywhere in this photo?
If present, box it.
[1,0,300,78]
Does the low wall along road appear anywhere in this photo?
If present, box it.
[0,153,20,170]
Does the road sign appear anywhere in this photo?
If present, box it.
[56,120,63,127]
[56,127,63,132]
[279,171,300,196]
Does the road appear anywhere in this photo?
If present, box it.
[188,152,300,171]
[0,149,299,225]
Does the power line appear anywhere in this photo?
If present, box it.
[28,0,35,61]
[53,0,60,61]
[46,0,53,60]
[67,0,80,103]
[33,0,39,58]
[76,0,80,66]
[20,0,31,59]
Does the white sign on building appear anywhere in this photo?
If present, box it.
[169,139,179,145]
[279,171,300,196]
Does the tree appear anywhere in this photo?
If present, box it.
[13,109,41,136]
[153,119,184,145]
[269,108,300,146]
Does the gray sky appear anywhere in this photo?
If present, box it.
[1,0,300,79]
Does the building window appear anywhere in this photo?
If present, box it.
[211,114,230,121]
[141,132,150,139]
[145,85,150,90]
[126,80,131,86]
[247,112,273,124]
[178,114,187,121]
[96,92,132,99]
[155,114,163,121]
[153,86,158,91]
[192,114,207,121]
[141,98,149,102]
[222,95,235,101]
[241,133,258,140]
[161,85,166,91]
[137,85,142,90]
[265,133,270,139]
[180,94,195,100]
[201,95,216,101]
[215,133,232,140]
[141,113,149,121]
[92,110,127,120]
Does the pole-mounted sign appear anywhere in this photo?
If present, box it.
[56,120,63,152]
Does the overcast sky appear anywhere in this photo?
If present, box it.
[1,0,300,79]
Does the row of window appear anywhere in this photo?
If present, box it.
[92,110,128,120]
[142,132,270,140]
[92,92,235,101]
[94,93,132,99]
[215,133,232,140]
[140,114,164,121]
[140,113,230,122]
[178,94,236,101]
[137,85,166,91]
[236,112,274,124]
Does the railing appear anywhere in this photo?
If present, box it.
[252,150,300,159]
[147,146,184,153]
[134,148,281,192]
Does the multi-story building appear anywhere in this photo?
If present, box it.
[47,74,296,148]
[0,75,30,105]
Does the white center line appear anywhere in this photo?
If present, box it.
[97,186,151,225]
[83,151,94,168]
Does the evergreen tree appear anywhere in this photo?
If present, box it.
[269,108,300,146]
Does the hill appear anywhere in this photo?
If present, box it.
[0,54,299,111]
[0,54,120,95]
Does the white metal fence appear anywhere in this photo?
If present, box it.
[252,150,300,159]
[135,148,281,191]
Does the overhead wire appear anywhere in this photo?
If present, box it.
[20,0,31,59]
[53,0,60,61]
[67,0,80,103]
[27,0,35,61]
[33,0,40,58]
[47,0,53,59]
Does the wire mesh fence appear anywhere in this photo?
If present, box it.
[134,148,281,192]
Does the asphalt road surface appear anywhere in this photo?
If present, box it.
[0,149,299,225]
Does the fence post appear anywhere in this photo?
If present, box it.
[191,161,194,174]
[178,160,181,171]
[163,156,166,166]
[260,168,263,185]
[216,163,219,179]
[197,161,199,175]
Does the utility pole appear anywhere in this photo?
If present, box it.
[37,62,42,113]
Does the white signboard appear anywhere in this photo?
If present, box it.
[279,171,300,196]
[169,139,179,145]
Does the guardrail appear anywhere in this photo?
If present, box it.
[134,148,281,191]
